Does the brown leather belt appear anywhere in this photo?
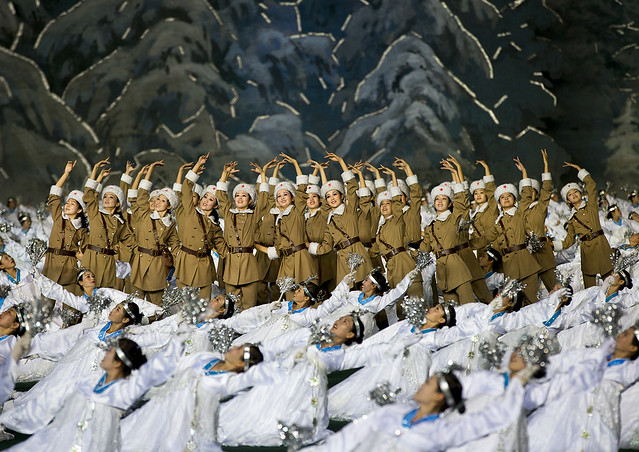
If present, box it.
[46,247,76,257]
[435,242,469,259]
[180,245,211,258]
[86,244,116,256]
[407,240,422,249]
[281,243,306,257]
[502,243,527,255]
[362,238,376,247]
[384,247,406,261]
[230,246,254,254]
[335,237,360,251]
[138,246,162,257]
[581,229,604,242]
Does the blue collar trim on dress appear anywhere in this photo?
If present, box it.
[98,322,124,341]
[607,356,628,368]
[605,292,619,303]
[317,344,342,352]
[93,373,121,393]
[7,269,20,285]
[358,293,378,305]
[542,308,562,327]
[484,271,494,279]
[203,359,228,375]
[401,408,440,428]
[490,311,507,322]
[288,302,309,314]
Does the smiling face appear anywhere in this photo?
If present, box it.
[99,347,119,372]
[360,276,377,295]
[155,195,170,213]
[499,192,515,209]
[433,195,450,213]
[64,198,82,216]
[566,189,582,206]
[325,190,343,209]
[379,199,392,217]
[234,191,251,209]
[276,189,293,209]
[330,315,355,343]
[473,188,487,205]
[102,192,120,210]
[148,196,157,211]
[307,193,320,210]
[199,192,217,211]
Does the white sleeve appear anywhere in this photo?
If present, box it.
[364,271,414,313]
[219,304,274,334]
[258,328,310,361]
[38,274,89,314]
[0,357,17,404]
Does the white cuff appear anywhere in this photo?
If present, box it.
[308,174,320,185]
[96,183,103,193]
[483,175,495,183]
[308,242,319,255]
[553,240,563,251]
[185,170,199,183]
[389,186,402,197]
[269,177,280,186]
[453,182,465,194]
[374,178,386,189]
[296,175,309,185]
[85,178,98,190]
[521,178,532,187]
[172,183,182,192]
[139,179,153,191]
[341,170,355,182]
[128,189,138,199]
[357,187,371,198]
[461,180,469,190]
[49,185,63,197]
[577,169,590,181]
[267,246,279,260]
[406,175,418,186]
[259,182,269,192]
[216,181,229,192]
[541,172,552,182]
[120,173,133,185]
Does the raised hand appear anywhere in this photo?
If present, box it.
[541,149,549,173]
[513,157,527,178]
[64,160,77,174]
[125,161,136,175]
[563,162,582,171]
[364,162,381,179]
[193,153,210,173]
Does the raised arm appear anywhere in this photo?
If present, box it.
[55,160,76,188]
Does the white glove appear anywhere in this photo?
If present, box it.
[407,269,419,280]
[515,364,540,385]
[345,271,357,286]
[269,300,282,311]
[11,333,32,362]
[402,331,422,348]
[488,295,504,311]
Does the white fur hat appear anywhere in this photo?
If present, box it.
[158,187,179,209]
[470,180,485,194]
[306,185,320,196]
[275,181,296,197]
[321,180,344,198]
[365,179,375,194]
[494,183,518,201]
[396,179,409,198]
[66,190,87,211]
[233,183,257,204]
[377,190,393,205]
[561,183,582,203]
[194,183,204,197]
[518,179,540,194]
[102,185,125,207]
[201,184,216,199]
[149,189,160,199]
[430,184,453,201]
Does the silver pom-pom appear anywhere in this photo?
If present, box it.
[0,222,13,233]
[35,202,48,221]
[368,381,402,406]
[525,232,545,253]
[0,207,6,216]
[16,297,53,334]
[415,251,434,272]
[277,421,313,451]
[499,277,526,300]
[60,306,83,328]
[401,295,427,329]
[479,339,507,370]
[346,252,365,273]
[160,286,182,317]
[611,248,639,275]
[208,325,238,353]
[277,276,297,295]
[86,292,113,315]
[180,288,211,325]
[554,268,574,291]
[457,217,474,234]
[591,303,622,339]
[26,238,48,266]
[0,285,11,299]
[516,330,561,368]
[308,318,334,345]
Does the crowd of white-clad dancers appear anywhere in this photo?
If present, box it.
[0,149,637,451]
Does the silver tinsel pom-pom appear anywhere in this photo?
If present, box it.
[86,292,113,315]
[401,295,427,329]
[160,286,182,316]
[26,238,48,266]
[208,325,238,353]
[180,288,211,325]
[277,422,313,451]
[611,248,639,275]
[499,277,527,300]
[479,339,507,370]
[60,307,83,328]
[17,298,53,334]
[277,276,297,295]
[346,252,365,273]
[0,222,13,233]
[516,330,560,368]
[525,232,545,253]
[591,303,622,339]
[308,318,334,345]
[415,251,434,272]
[0,284,11,299]
[368,381,402,406]
[35,202,48,222]
[457,217,474,234]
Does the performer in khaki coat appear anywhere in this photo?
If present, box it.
[259,154,318,287]
[517,150,558,292]
[481,179,541,305]
[216,160,271,310]
[174,154,225,300]
[81,158,135,289]
[393,158,423,249]
[128,161,180,305]
[308,153,373,285]
[43,161,86,296]
[468,161,499,254]
[553,163,613,288]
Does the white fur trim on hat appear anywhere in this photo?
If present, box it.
[275,181,296,197]
[396,179,409,198]
[201,184,215,198]
[194,183,204,197]
[430,184,453,201]
[519,179,540,194]
[158,187,179,209]
[233,183,257,205]
[494,183,518,201]
[470,180,485,194]
[306,185,320,196]
[377,190,392,205]
[365,179,375,194]
[321,180,344,199]
[102,185,125,207]
[561,183,582,202]
[66,190,87,211]
[149,189,160,199]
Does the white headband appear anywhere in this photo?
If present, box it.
[114,344,134,369]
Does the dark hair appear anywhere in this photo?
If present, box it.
[76,267,92,286]
[123,301,143,325]
[443,304,457,328]
[485,247,502,272]
[220,295,235,320]
[619,270,633,291]
[437,372,464,414]
[301,282,326,305]
[631,333,639,361]
[11,307,27,337]
[606,205,620,220]
[114,338,147,376]
[510,291,524,313]
[17,212,30,225]
[242,344,264,370]
[368,269,390,294]
[345,314,365,345]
